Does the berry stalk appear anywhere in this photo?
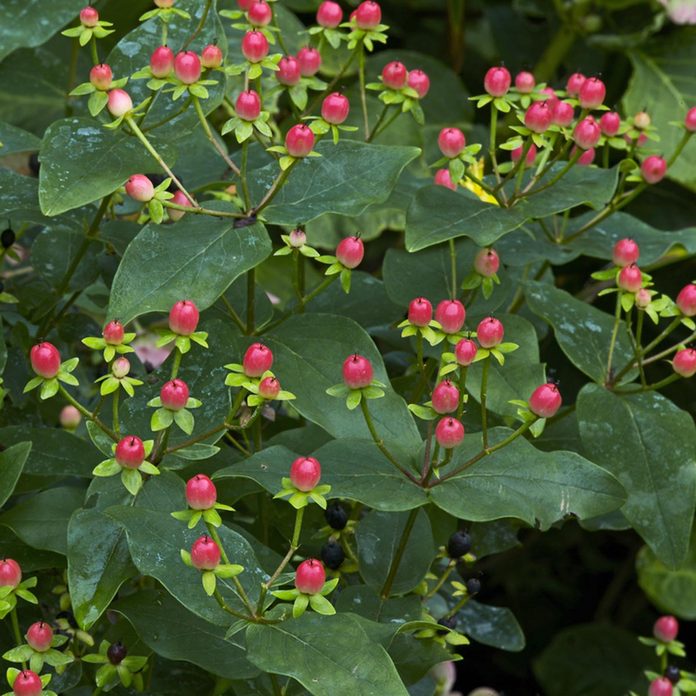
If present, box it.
[605,293,623,384]
[480,356,490,448]
[58,385,118,440]
[380,507,419,598]
[192,96,242,178]
[10,608,26,669]
[246,268,256,335]
[358,43,369,139]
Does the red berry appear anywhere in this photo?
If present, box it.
[635,288,652,309]
[551,100,574,127]
[285,124,315,157]
[612,238,640,267]
[408,297,433,327]
[186,474,217,510]
[290,456,322,491]
[573,116,601,150]
[236,89,261,121]
[125,174,154,202]
[169,300,199,335]
[295,558,326,594]
[80,5,99,27]
[434,168,456,190]
[540,86,559,106]
[676,283,696,316]
[354,0,381,28]
[150,46,174,78]
[258,376,281,399]
[483,66,511,97]
[617,263,643,292]
[634,111,651,130]
[107,89,132,117]
[248,0,272,25]
[277,56,301,86]
[243,342,274,377]
[455,338,478,366]
[0,558,22,587]
[190,535,220,570]
[578,76,605,109]
[407,69,430,98]
[237,0,254,9]
[26,622,53,652]
[342,354,373,389]
[381,61,408,89]
[90,63,113,90]
[673,348,696,378]
[242,31,269,63]
[161,378,189,411]
[201,44,223,69]
[103,320,125,345]
[529,382,562,418]
[566,72,586,97]
[12,670,42,696]
[649,678,673,696]
[524,101,553,133]
[641,155,667,184]
[60,405,81,430]
[653,615,679,642]
[474,248,500,277]
[297,47,321,77]
[174,51,201,84]
[321,92,349,124]
[685,107,696,132]
[514,70,535,93]
[336,236,364,269]
[435,299,466,334]
[316,0,343,27]
[476,317,504,348]
[112,357,130,379]
[115,436,145,469]
[572,146,595,166]
[30,342,61,378]
[600,111,621,136]
[432,380,460,414]
[438,127,466,158]
[169,190,192,220]
[435,417,465,448]
[511,143,537,166]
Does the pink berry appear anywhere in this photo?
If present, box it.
[676,283,696,316]
[474,248,500,277]
[524,101,553,133]
[186,474,217,510]
[511,143,537,166]
[26,622,53,652]
[169,190,192,221]
[529,382,562,418]
[295,558,326,594]
[112,357,130,379]
[685,107,696,132]
[382,61,408,89]
[80,5,99,27]
[653,615,679,642]
[169,300,199,335]
[125,174,154,202]
[115,436,145,469]
[107,89,132,117]
[673,348,696,378]
[434,168,456,190]
[477,317,504,348]
[408,297,433,327]
[540,86,559,106]
[150,46,174,78]
[297,47,321,77]
[103,320,125,345]
[649,678,673,696]
[432,380,460,414]
[455,338,478,366]
[12,670,42,696]
[354,0,381,29]
[483,66,511,97]
[438,127,466,158]
[277,56,301,86]
[161,378,189,411]
[342,354,373,389]
[90,63,113,90]
[641,155,667,184]
[60,405,81,430]
[617,263,643,292]
[290,456,322,491]
[201,44,223,69]
[258,376,281,399]
[236,89,261,121]
[573,116,601,150]
[321,92,349,124]
[30,342,61,378]
[285,124,315,157]
[565,72,586,97]
[289,229,307,247]
[238,0,254,9]
[600,111,621,136]
[0,558,22,587]
[551,100,574,127]
[634,111,651,130]
[572,146,595,166]
[242,31,269,63]
[174,51,201,84]
[435,299,466,334]
[316,0,343,27]
[155,0,175,6]
[248,0,272,26]
[407,69,430,98]
[190,535,220,570]
[514,70,535,93]
[435,417,465,448]
[243,343,274,377]
[336,236,364,269]
[578,76,605,109]
[635,288,652,309]
[612,238,640,267]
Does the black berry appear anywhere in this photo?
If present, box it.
[466,578,481,595]
[665,665,680,684]
[29,152,40,177]
[320,540,345,570]
[324,501,348,530]
[107,641,128,665]
[438,615,456,630]
[447,530,472,558]
[1,227,15,249]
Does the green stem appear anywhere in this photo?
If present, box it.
[448,239,457,298]
[480,357,490,448]
[634,310,646,387]
[302,52,357,117]
[221,294,246,333]
[10,608,25,668]
[112,390,120,436]
[170,348,182,379]
[366,104,390,143]
[619,373,682,394]
[380,508,418,598]
[667,130,693,168]
[251,166,292,215]
[532,21,576,83]
[65,40,80,115]
[165,423,228,454]
[446,593,471,619]
[184,0,212,49]
[370,108,401,141]
[605,293,623,384]
[642,330,696,367]
[162,200,245,219]
[227,388,247,423]
[58,385,117,440]
[524,149,582,198]
[89,36,99,66]
[456,367,467,419]
[246,268,256,335]
[489,106,499,181]
[302,275,336,305]
[293,250,305,311]
[161,19,168,45]
[427,560,456,599]
[358,43,369,139]
[213,588,252,621]
[142,98,192,132]
[240,140,251,211]
[416,333,425,377]
[193,96,241,177]
[92,688,103,696]
[291,506,305,548]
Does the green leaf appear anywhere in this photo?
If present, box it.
[174,408,195,434]
[0,442,31,507]
[0,121,41,156]
[108,211,271,324]
[457,600,525,652]
[577,385,696,567]
[151,407,174,432]
[246,613,409,696]
[121,468,143,496]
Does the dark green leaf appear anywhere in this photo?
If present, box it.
[0,121,41,155]
[32,226,100,291]
[0,442,31,507]
[457,600,525,652]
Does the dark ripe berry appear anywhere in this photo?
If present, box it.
[320,540,345,570]
[447,530,472,558]
[438,615,457,630]
[1,227,15,248]
[324,501,348,530]
[466,577,481,595]
[29,152,40,176]
[665,666,680,685]
[107,641,128,665]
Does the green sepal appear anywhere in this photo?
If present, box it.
[202,571,216,596]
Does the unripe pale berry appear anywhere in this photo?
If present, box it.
[676,283,696,316]
[435,299,466,334]
[511,143,537,166]
[635,288,652,309]
[524,101,553,133]
[169,300,199,335]
[236,90,261,121]
[343,354,373,389]
[295,558,326,594]
[438,127,466,158]
[431,380,460,414]
[435,417,465,448]
[474,248,500,277]
[0,558,22,587]
[483,66,511,97]
[514,70,535,93]
[572,146,596,166]
[289,229,307,247]
[155,0,175,6]
[60,405,81,430]
[297,47,321,77]
[258,376,281,399]
[612,238,640,267]
[573,116,601,150]
[551,100,574,127]
[336,236,364,269]
[12,670,42,696]
[186,474,217,510]
[126,174,154,202]
[654,615,679,642]
[408,69,430,98]
[26,622,53,652]
[321,92,349,124]
[477,317,504,348]
[354,1,381,29]
[90,63,113,90]
[455,338,478,366]
[382,61,408,89]
[316,0,343,27]
[290,456,322,491]
[248,0,273,26]
[169,190,192,221]
[285,124,315,157]
[243,343,274,377]
[529,382,562,418]
[566,72,586,97]
[115,436,145,469]
[161,378,189,410]
[618,263,643,292]
[30,342,61,378]
[641,155,667,184]
[685,107,696,132]
[673,348,696,378]
[80,6,99,27]
[174,51,202,84]
[408,297,433,327]
[434,168,456,190]
[578,76,605,109]
[107,89,133,117]
[103,320,125,345]
[150,46,174,78]
[201,44,223,69]
[277,56,301,86]
[634,111,651,130]
[649,678,673,696]
[112,357,130,379]
[600,111,621,136]
[242,31,269,63]
[190,535,220,570]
